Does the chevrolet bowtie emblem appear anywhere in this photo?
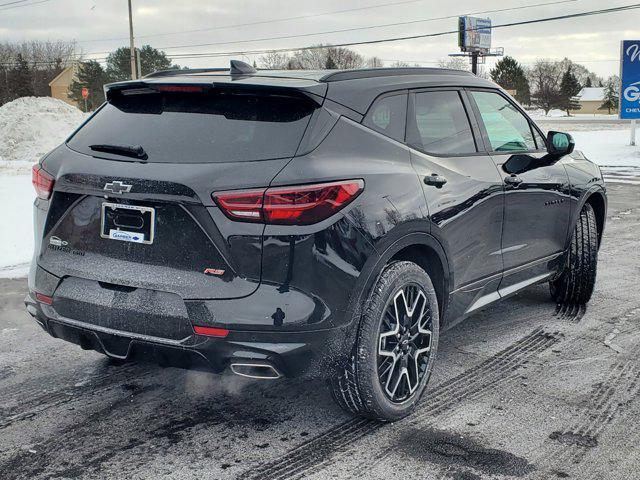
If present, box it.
[103,181,132,194]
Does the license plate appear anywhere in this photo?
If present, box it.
[101,202,155,245]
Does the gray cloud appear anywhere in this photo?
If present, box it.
[1,0,638,77]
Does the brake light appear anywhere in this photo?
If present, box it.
[155,85,207,93]
[193,326,229,338]
[32,165,54,200]
[213,180,364,225]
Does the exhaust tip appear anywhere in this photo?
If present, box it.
[230,362,282,380]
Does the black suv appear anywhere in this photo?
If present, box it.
[26,63,606,421]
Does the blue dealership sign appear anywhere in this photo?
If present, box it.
[620,40,640,119]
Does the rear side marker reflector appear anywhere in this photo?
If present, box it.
[35,293,53,305]
[204,268,225,276]
[193,326,230,338]
[32,165,55,200]
[213,179,364,226]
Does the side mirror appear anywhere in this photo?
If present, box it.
[547,131,575,156]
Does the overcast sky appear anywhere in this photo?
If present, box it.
[1,0,638,78]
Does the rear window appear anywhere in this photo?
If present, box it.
[67,91,316,163]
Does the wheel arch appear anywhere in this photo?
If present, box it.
[583,189,606,247]
[569,186,606,249]
[347,231,452,325]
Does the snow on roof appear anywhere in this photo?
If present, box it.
[577,87,605,102]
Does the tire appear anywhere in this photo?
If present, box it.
[550,203,598,305]
[330,261,440,422]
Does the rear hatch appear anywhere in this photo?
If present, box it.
[38,80,320,300]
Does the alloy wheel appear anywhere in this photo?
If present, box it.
[377,284,433,402]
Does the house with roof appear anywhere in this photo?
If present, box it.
[48,65,78,108]
[571,87,615,114]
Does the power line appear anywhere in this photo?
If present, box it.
[0,0,30,7]
[110,3,638,61]
[5,3,635,67]
[121,0,586,54]
[0,0,50,10]
[76,0,430,44]
[80,0,579,55]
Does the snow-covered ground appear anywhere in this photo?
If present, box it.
[0,175,34,278]
[527,108,620,120]
[0,96,638,278]
[0,97,86,277]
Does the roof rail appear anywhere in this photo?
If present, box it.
[320,67,474,83]
[144,68,228,78]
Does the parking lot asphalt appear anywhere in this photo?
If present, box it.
[0,181,639,480]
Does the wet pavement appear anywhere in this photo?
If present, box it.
[1,182,639,480]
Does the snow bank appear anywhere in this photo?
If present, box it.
[0,174,34,278]
[572,129,640,167]
[0,97,86,173]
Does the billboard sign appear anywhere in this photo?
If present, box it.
[458,16,492,53]
[620,40,640,119]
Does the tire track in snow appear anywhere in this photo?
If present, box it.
[245,327,562,480]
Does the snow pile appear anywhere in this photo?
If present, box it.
[0,174,34,278]
[0,97,86,171]
[572,129,640,167]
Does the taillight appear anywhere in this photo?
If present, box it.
[214,188,266,221]
[32,165,54,200]
[213,180,364,226]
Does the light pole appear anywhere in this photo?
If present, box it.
[128,0,137,79]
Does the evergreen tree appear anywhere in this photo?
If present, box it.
[584,77,593,88]
[106,45,175,81]
[600,76,620,114]
[490,56,531,105]
[8,54,34,98]
[325,54,337,69]
[559,66,581,115]
[68,60,108,111]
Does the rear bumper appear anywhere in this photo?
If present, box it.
[25,291,350,379]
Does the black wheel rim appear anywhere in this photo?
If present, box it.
[377,283,433,403]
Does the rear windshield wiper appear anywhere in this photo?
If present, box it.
[89,144,148,161]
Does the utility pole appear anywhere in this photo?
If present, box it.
[471,51,479,75]
[128,0,137,79]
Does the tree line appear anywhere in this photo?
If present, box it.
[0,40,76,105]
[490,56,620,115]
[0,40,622,116]
[69,45,179,110]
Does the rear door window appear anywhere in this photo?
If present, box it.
[470,91,536,152]
[67,91,316,163]
[407,90,477,155]
[363,93,407,142]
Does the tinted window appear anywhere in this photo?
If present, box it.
[68,91,315,163]
[471,91,536,152]
[408,91,476,155]
[363,94,407,142]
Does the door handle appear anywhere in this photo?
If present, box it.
[424,173,447,188]
[504,174,523,187]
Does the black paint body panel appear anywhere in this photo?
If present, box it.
[28,69,607,378]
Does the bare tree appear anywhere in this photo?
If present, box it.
[259,51,289,70]
[366,57,384,68]
[528,59,563,115]
[438,57,468,71]
[0,40,76,105]
[327,47,364,69]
